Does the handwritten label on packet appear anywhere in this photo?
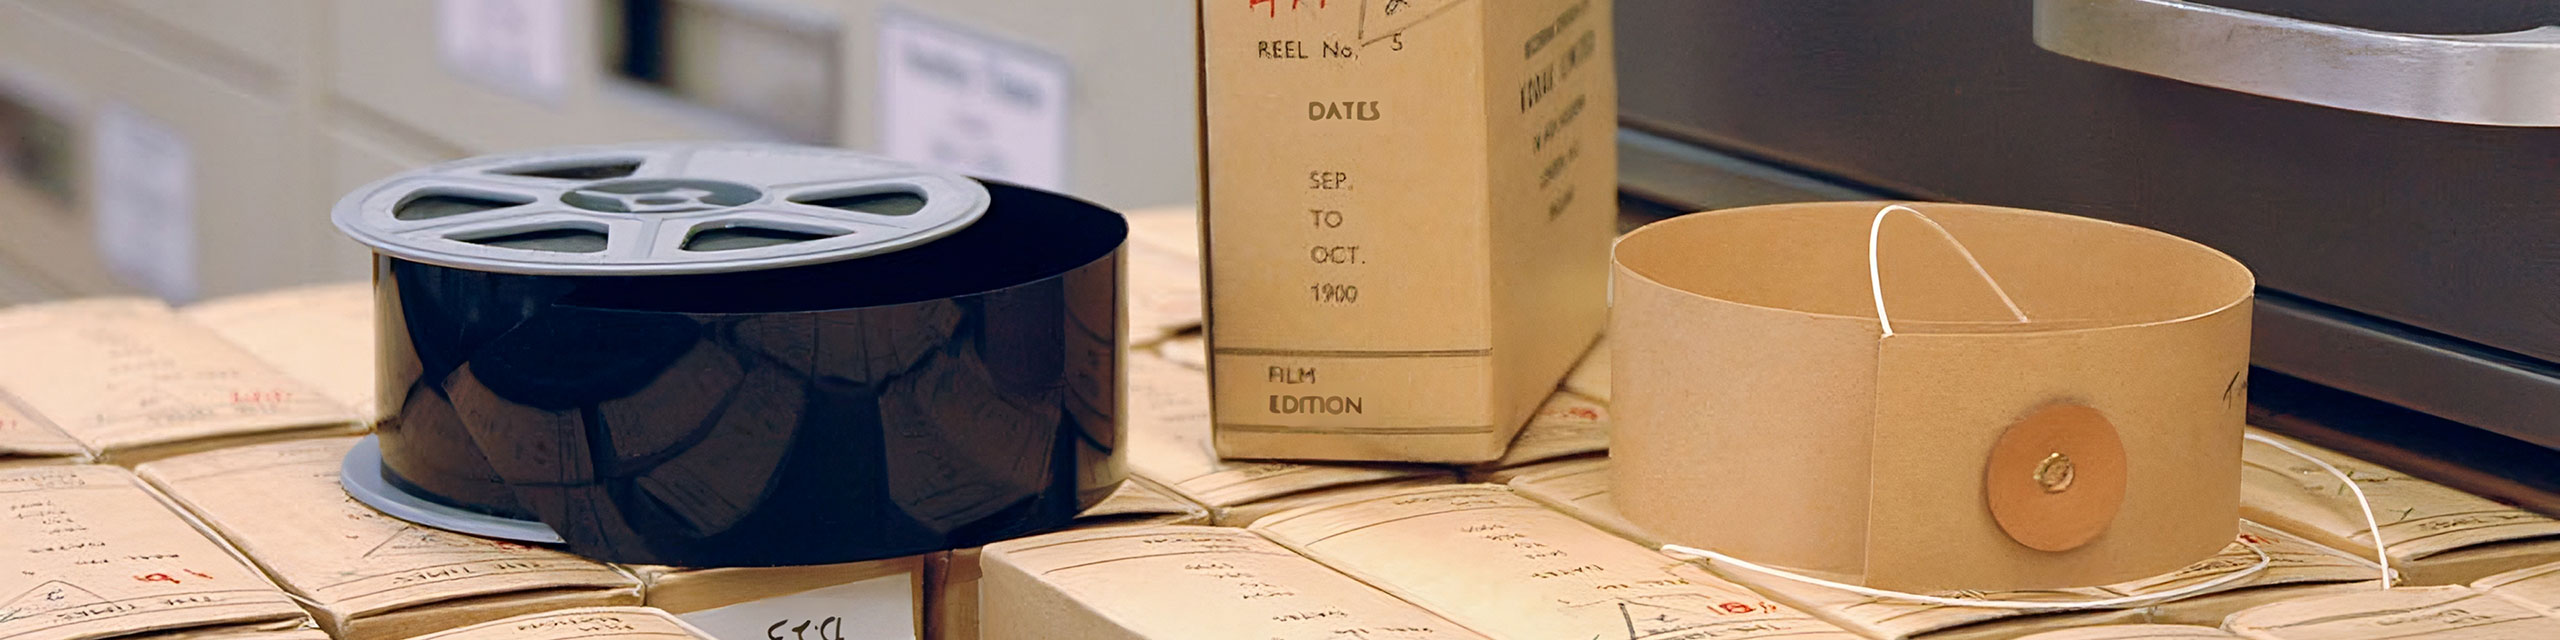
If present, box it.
[2222,585,2560,639]
[675,575,914,640]
[413,608,709,640]
[1250,485,1858,640]
[0,465,309,640]
[1125,355,1433,508]
[982,526,1485,640]
[0,399,82,463]
[0,299,356,461]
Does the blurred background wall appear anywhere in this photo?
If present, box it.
[0,0,1197,303]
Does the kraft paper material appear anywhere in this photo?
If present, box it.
[1510,459,2386,636]
[2222,586,2560,639]
[401,608,713,640]
[1251,484,1861,640]
[1203,0,1616,463]
[180,283,377,415]
[0,465,314,640]
[2241,431,2560,586]
[1125,354,1451,521]
[2476,561,2560,618]
[1467,391,1609,480]
[1611,202,2254,591]
[2015,626,2240,639]
[133,438,640,640]
[1120,206,1204,347]
[0,298,363,465]
[0,394,86,467]
[978,526,1488,640]
[1561,337,1609,402]
[923,478,1211,640]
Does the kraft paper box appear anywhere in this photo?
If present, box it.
[2241,432,2560,586]
[133,438,641,640]
[1250,484,1860,640]
[2015,626,2240,640]
[2476,561,2560,617]
[978,526,1488,640]
[180,283,377,414]
[0,298,363,465]
[0,465,315,640]
[1465,391,1608,481]
[1,395,87,467]
[1510,460,2385,636]
[1201,0,1617,463]
[1612,202,2256,591]
[402,608,714,640]
[924,478,1211,640]
[2222,585,2560,639]
[626,557,922,640]
[1125,354,1452,524]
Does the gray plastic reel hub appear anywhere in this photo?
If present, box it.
[341,435,566,544]
[332,142,992,275]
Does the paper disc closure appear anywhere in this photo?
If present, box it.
[1608,201,2256,591]
[1984,404,2128,552]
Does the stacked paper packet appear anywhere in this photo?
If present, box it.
[0,394,84,467]
[401,608,715,640]
[1125,354,1453,527]
[0,465,321,640]
[2241,431,2560,585]
[2221,585,2560,639]
[1118,206,1204,349]
[1464,391,1609,483]
[926,478,1212,640]
[2474,560,2560,617]
[178,283,376,414]
[624,557,922,640]
[1506,459,2390,636]
[2015,626,2241,639]
[133,438,642,640]
[0,298,362,465]
[1249,484,1863,640]
[1559,338,1608,402]
[977,526,1489,640]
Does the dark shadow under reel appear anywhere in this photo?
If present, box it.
[332,142,1127,567]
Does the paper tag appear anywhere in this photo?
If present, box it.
[437,0,570,101]
[676,573,915,640]
[91,104,196,301]
[876,8,1069,190]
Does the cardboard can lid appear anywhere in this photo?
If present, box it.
[1608,201,2254,592]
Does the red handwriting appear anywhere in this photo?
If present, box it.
[230,390,292,404]
[1250,0,1327,18]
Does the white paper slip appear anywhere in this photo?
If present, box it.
[437,0,570,101]
[91,103,196,301]
[677,573,917,640]
[877,8,1069,191]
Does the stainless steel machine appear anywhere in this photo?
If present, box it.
[1613,0,2560,452]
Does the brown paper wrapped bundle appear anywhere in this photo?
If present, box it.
[1611,202,2255,591]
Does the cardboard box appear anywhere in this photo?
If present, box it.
[133,438,642,640]
[2014,626,2239,640]
[923,477,1211,640]
[0,394,87,467]
[1125,353,1452,524]
[180,283,376,415]
[1250,484,1860,640]
[1154,335,1204,370]
[403,608,714,640]
[2221,585,2560,639]
[978,525,1488,640]
[627,556,922,640]
[1509,460,2388,635]
[1611,202,2256,590]
[2474,561,2560,617]
[1464,391,1608,482]
[2242,432,2560,585]
[0,465,316,640]
[1201,0,1617,463]
[0,298,362,465]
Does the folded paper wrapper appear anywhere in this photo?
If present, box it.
[2240,433,2560,586]
[2220,585,2560,639]
[2014,626,2240,640]
[402,607,715,640]
[0,465,318,640]
[2475,561,2560,617]
[926,478,1212,640]
[1508,458,2386,637]
[1610,202,2257,591]
[978,526,1489,640]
